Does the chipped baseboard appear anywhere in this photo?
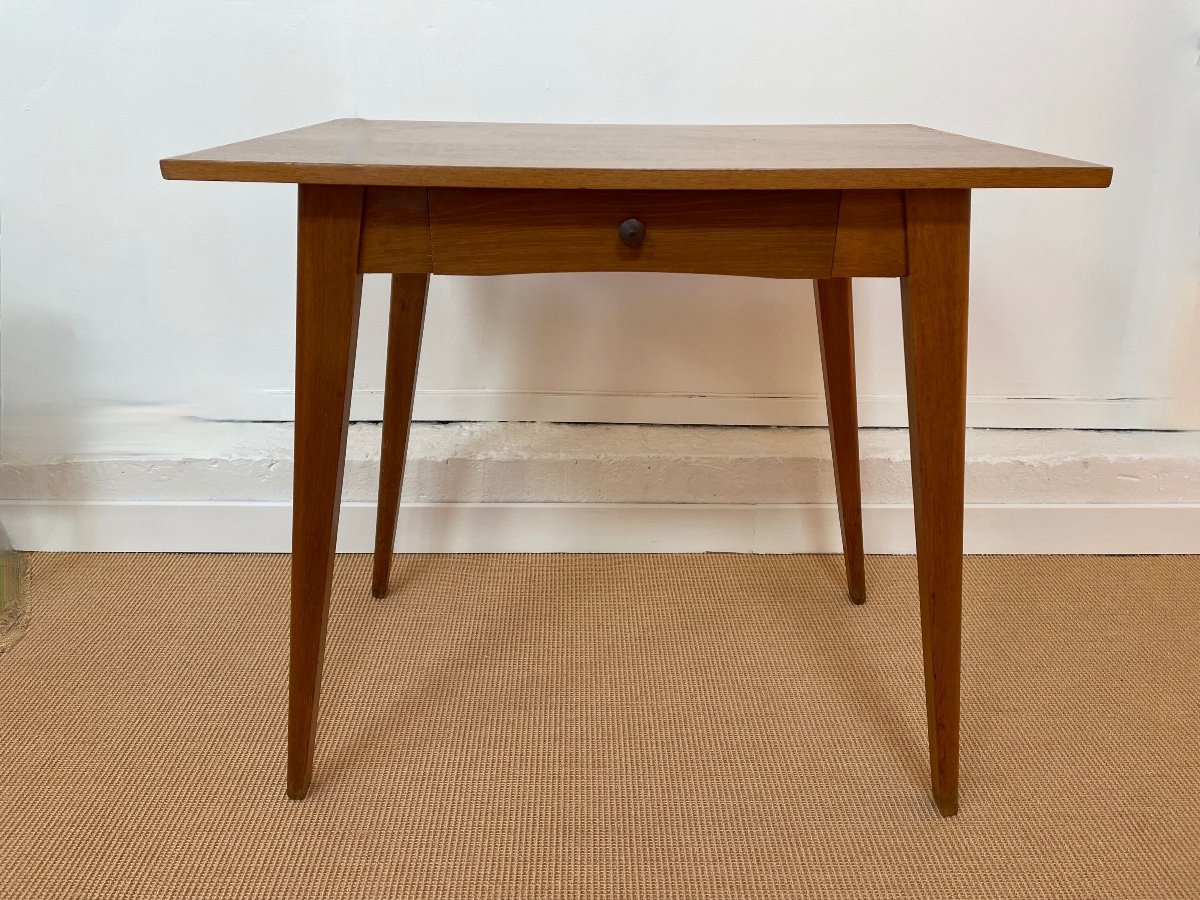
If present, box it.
[2,422,1198,552]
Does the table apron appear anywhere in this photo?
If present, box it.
[356,187,908,279]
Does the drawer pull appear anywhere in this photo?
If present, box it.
[618,218,646,248]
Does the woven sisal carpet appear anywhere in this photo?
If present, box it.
[0,553,1196,898]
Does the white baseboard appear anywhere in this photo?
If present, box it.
[2,501,1198,554]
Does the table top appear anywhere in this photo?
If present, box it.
[160,119,1111,191]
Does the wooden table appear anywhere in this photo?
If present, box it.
[162,120,1111,815]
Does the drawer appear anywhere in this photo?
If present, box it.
[427,188,840,278]
[356,187,907,278]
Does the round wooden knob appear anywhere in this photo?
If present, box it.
[618,218,646,248]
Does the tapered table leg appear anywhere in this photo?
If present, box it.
[814,277,866,604]
[900,189,970,817]
[287,184,365,800]
[372,274,430,598]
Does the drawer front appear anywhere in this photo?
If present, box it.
[427,188,842,278]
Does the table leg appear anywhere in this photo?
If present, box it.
[372,274,430,598]
[900,189,970,817]
[288,184,365,800]
[814,277,866,604]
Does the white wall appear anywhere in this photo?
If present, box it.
[2,0,1198,460]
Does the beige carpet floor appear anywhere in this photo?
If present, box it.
[0,553,1196,899]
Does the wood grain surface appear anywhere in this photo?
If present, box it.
[372,274,430,599]
[288,184,365,801]
[161,119,1112,190]
[425,188,841,277]
[830,190,907,276]
[814,277,866,604]
[358,188,431,273]
[358,186,912,278]
[900,188,971,817]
